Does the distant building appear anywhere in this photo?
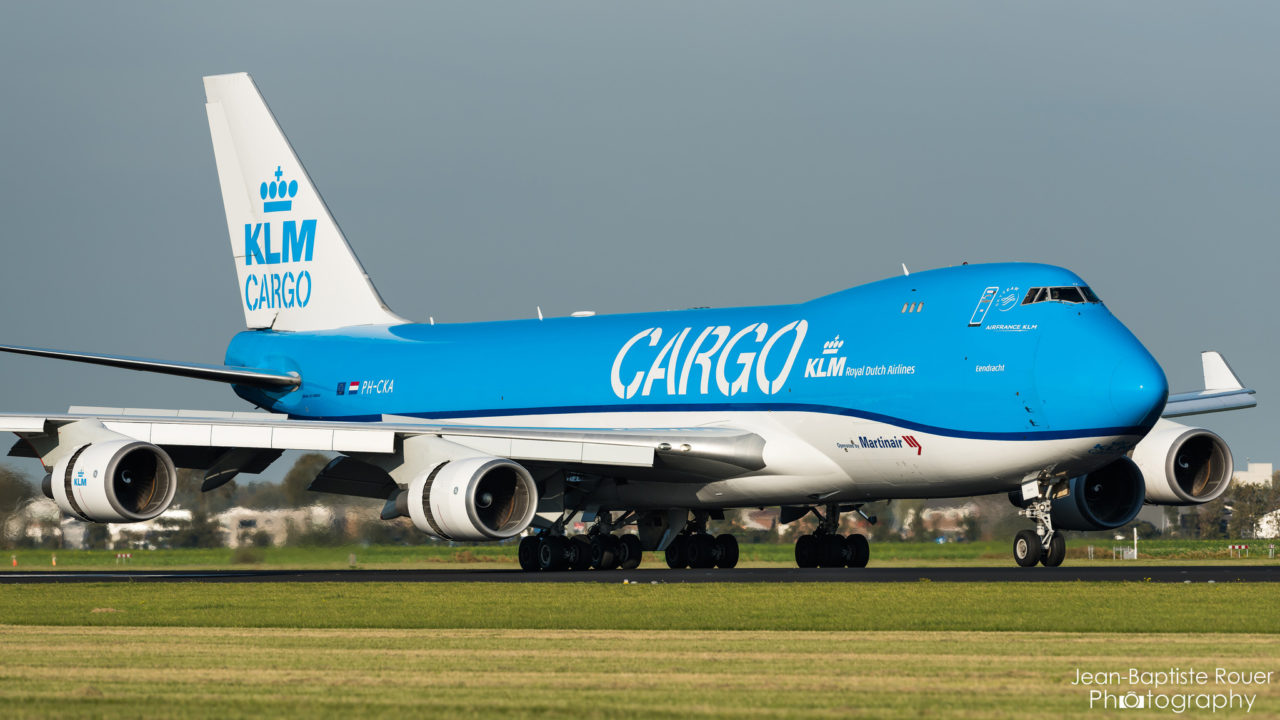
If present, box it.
[919,503,978,539]
[216,506,337,548]
[1255,510,1280,540]
[1235,462,1274,487]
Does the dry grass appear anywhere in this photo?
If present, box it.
[1,626,1277,718]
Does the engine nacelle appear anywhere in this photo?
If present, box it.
[1131,419,1233,505]
[50,439,178,523]
[1050,457,1145,531]
[407,456,537,541]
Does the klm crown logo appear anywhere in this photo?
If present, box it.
[260,166,298,213]
[242,163,316,313]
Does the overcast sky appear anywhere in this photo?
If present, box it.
[0,2,1276,483]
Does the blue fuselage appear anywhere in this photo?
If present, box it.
[224,263,1168,446]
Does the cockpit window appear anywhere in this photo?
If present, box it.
[1049,287,1082,303]
[1021,286,1101,305]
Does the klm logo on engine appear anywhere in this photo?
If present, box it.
[243,166,315,312]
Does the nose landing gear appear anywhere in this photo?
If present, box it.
[1012,482,1066,567]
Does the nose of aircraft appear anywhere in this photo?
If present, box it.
[1033,317,1168,432]
[1109,344,1168,429]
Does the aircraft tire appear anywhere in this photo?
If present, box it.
[687,533,717,568]
[1042,531,1066,567]
[1013,530,1041,567]
[518,536,540,571]
[665,535,688,569]
[590,534,618,570]
[569,535,593,571]
[795,534,819,568]
[618,534,643,570]
[817,534,847,568]
[539,535,569,571]
[714,534,739,569]
[846,533,870,568]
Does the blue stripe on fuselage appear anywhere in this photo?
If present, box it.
[225,262,1168,441]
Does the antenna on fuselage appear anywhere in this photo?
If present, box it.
[537,306,544,321]
[429,316,435,325]
[901,263,910,276]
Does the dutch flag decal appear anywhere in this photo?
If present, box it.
[348,381,360,394]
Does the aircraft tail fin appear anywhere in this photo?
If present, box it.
[203,73,405,331]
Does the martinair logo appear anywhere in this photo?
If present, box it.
[243,165,317,313]
[836,435,923,455]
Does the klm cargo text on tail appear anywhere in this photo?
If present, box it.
[243,165,315,312]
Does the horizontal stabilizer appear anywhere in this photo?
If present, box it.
[1163,351,1255,418]
[0,344,300,389]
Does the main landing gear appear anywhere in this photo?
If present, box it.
[1011,483,1066,567]
[793,503,870,569]
[517,512,644,572]
[663,512,739,569]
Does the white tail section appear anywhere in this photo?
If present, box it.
[203,73,404,331]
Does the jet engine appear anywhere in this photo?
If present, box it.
[406,456,537,541]
[47,438,178,523]
[1130,419,1233,505]
[1050,457,1145,531]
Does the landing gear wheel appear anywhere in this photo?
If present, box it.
[617,534,643,570]
[539,535,569,571]
[603,535,622,569]
[1042,531,1066,567]
[795,534,819,568]
[714,534,739,569]
[518,536,540,571]
[687,533,717,569]
[846,533,870,568]
[818,534,848,568]
[1013,529,1042,568]
[569,535,593,571]
[665,535,688,569]
[590,534,619,570]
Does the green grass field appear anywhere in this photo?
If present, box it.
[3,626,1277,719]
[4,538,1276,571]
[3,543,1277,718]
[2,582,1279,718]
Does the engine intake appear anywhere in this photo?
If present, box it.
[1050,457,1145,531]
[1131,419,1233,505]
[50,439,178,522]
[407,456,537,541]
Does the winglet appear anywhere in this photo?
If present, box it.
[1163,351,1255,418]
[1202,351,1243,391]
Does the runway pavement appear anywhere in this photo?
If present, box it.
[1,565,1277,584]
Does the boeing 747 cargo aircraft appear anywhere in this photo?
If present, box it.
[0,73,1256,569]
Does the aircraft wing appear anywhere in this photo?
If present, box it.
[1,407,765,495]
[1162,351,1256,418]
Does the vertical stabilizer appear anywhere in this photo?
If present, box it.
[203,73,405,331]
